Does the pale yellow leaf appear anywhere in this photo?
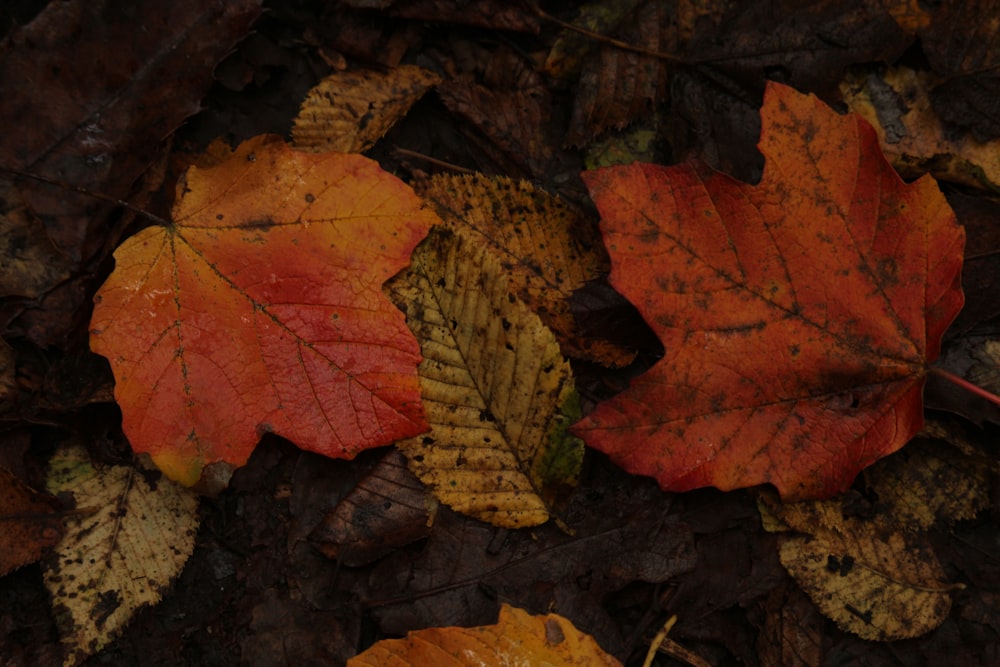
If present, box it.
[43,444,199,666]
[759,492,957,641]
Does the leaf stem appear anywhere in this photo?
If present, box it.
[929,366,1000,407]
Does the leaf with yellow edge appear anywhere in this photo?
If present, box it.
[292,65,441,154]
[43,443,199,666]
[388,227,583,528]
[417,173,633,367]
[348,603,622,667]
[758,489,960,641]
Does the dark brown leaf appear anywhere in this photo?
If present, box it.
[0,0,262,345]
[365,463,696,660]
[311,448,432,566]
[922,0,1000,141]
[0,466,64,576]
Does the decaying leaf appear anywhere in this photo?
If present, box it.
[0,466,64,576]
[759,490,959,641]
[863,437,990,534]
[543,0,646,81]
[920,0,1000,142]
[561,2,669,147]
[417,173,633,366]
[967,339,1000,395]
[367,476,697,658]
[349,603,622,666]
[43,444,199,665]
[389,227,583,528]
[573,81,965,500]
[0,339,14,411]
[292,65,440,153]
[310,448,435,566]
[756,587,825,667]
[841,65,1000,191]
[90,135,436,486]
[0,0,262,349]
[436,70,563,181]
[0,181,72,300]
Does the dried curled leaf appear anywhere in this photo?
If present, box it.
[389,228,583,528]
[43,444,199,665]
[348,603,622,666]
[292,65,440,154]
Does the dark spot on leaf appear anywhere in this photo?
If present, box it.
[845,603,873,625]
[545,618,565,645]
[91,589,122,629]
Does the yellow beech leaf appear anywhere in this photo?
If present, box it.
[292,65,440,154]
[417,173,634,367]
[758,490,959,641]
[43,444,199,666]
[348,603,622,666]
[388,227,583,528]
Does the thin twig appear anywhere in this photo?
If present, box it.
[526,3,683,64]
[0,166,170,226]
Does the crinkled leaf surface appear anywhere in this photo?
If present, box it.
[292,65,440,154]
[389,227,583,527]
[417,173,633,366]
[90,135,436,485]
[574,82,965,500]
[348,603,622,666]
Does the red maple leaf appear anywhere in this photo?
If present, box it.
[90,136,436,485]
[573,82,965,500]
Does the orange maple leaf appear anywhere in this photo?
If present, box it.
[90,135,436,485]
[573,82,965,500]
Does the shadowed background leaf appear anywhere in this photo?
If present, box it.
[758,488,959,641]
[0,467,64,577]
